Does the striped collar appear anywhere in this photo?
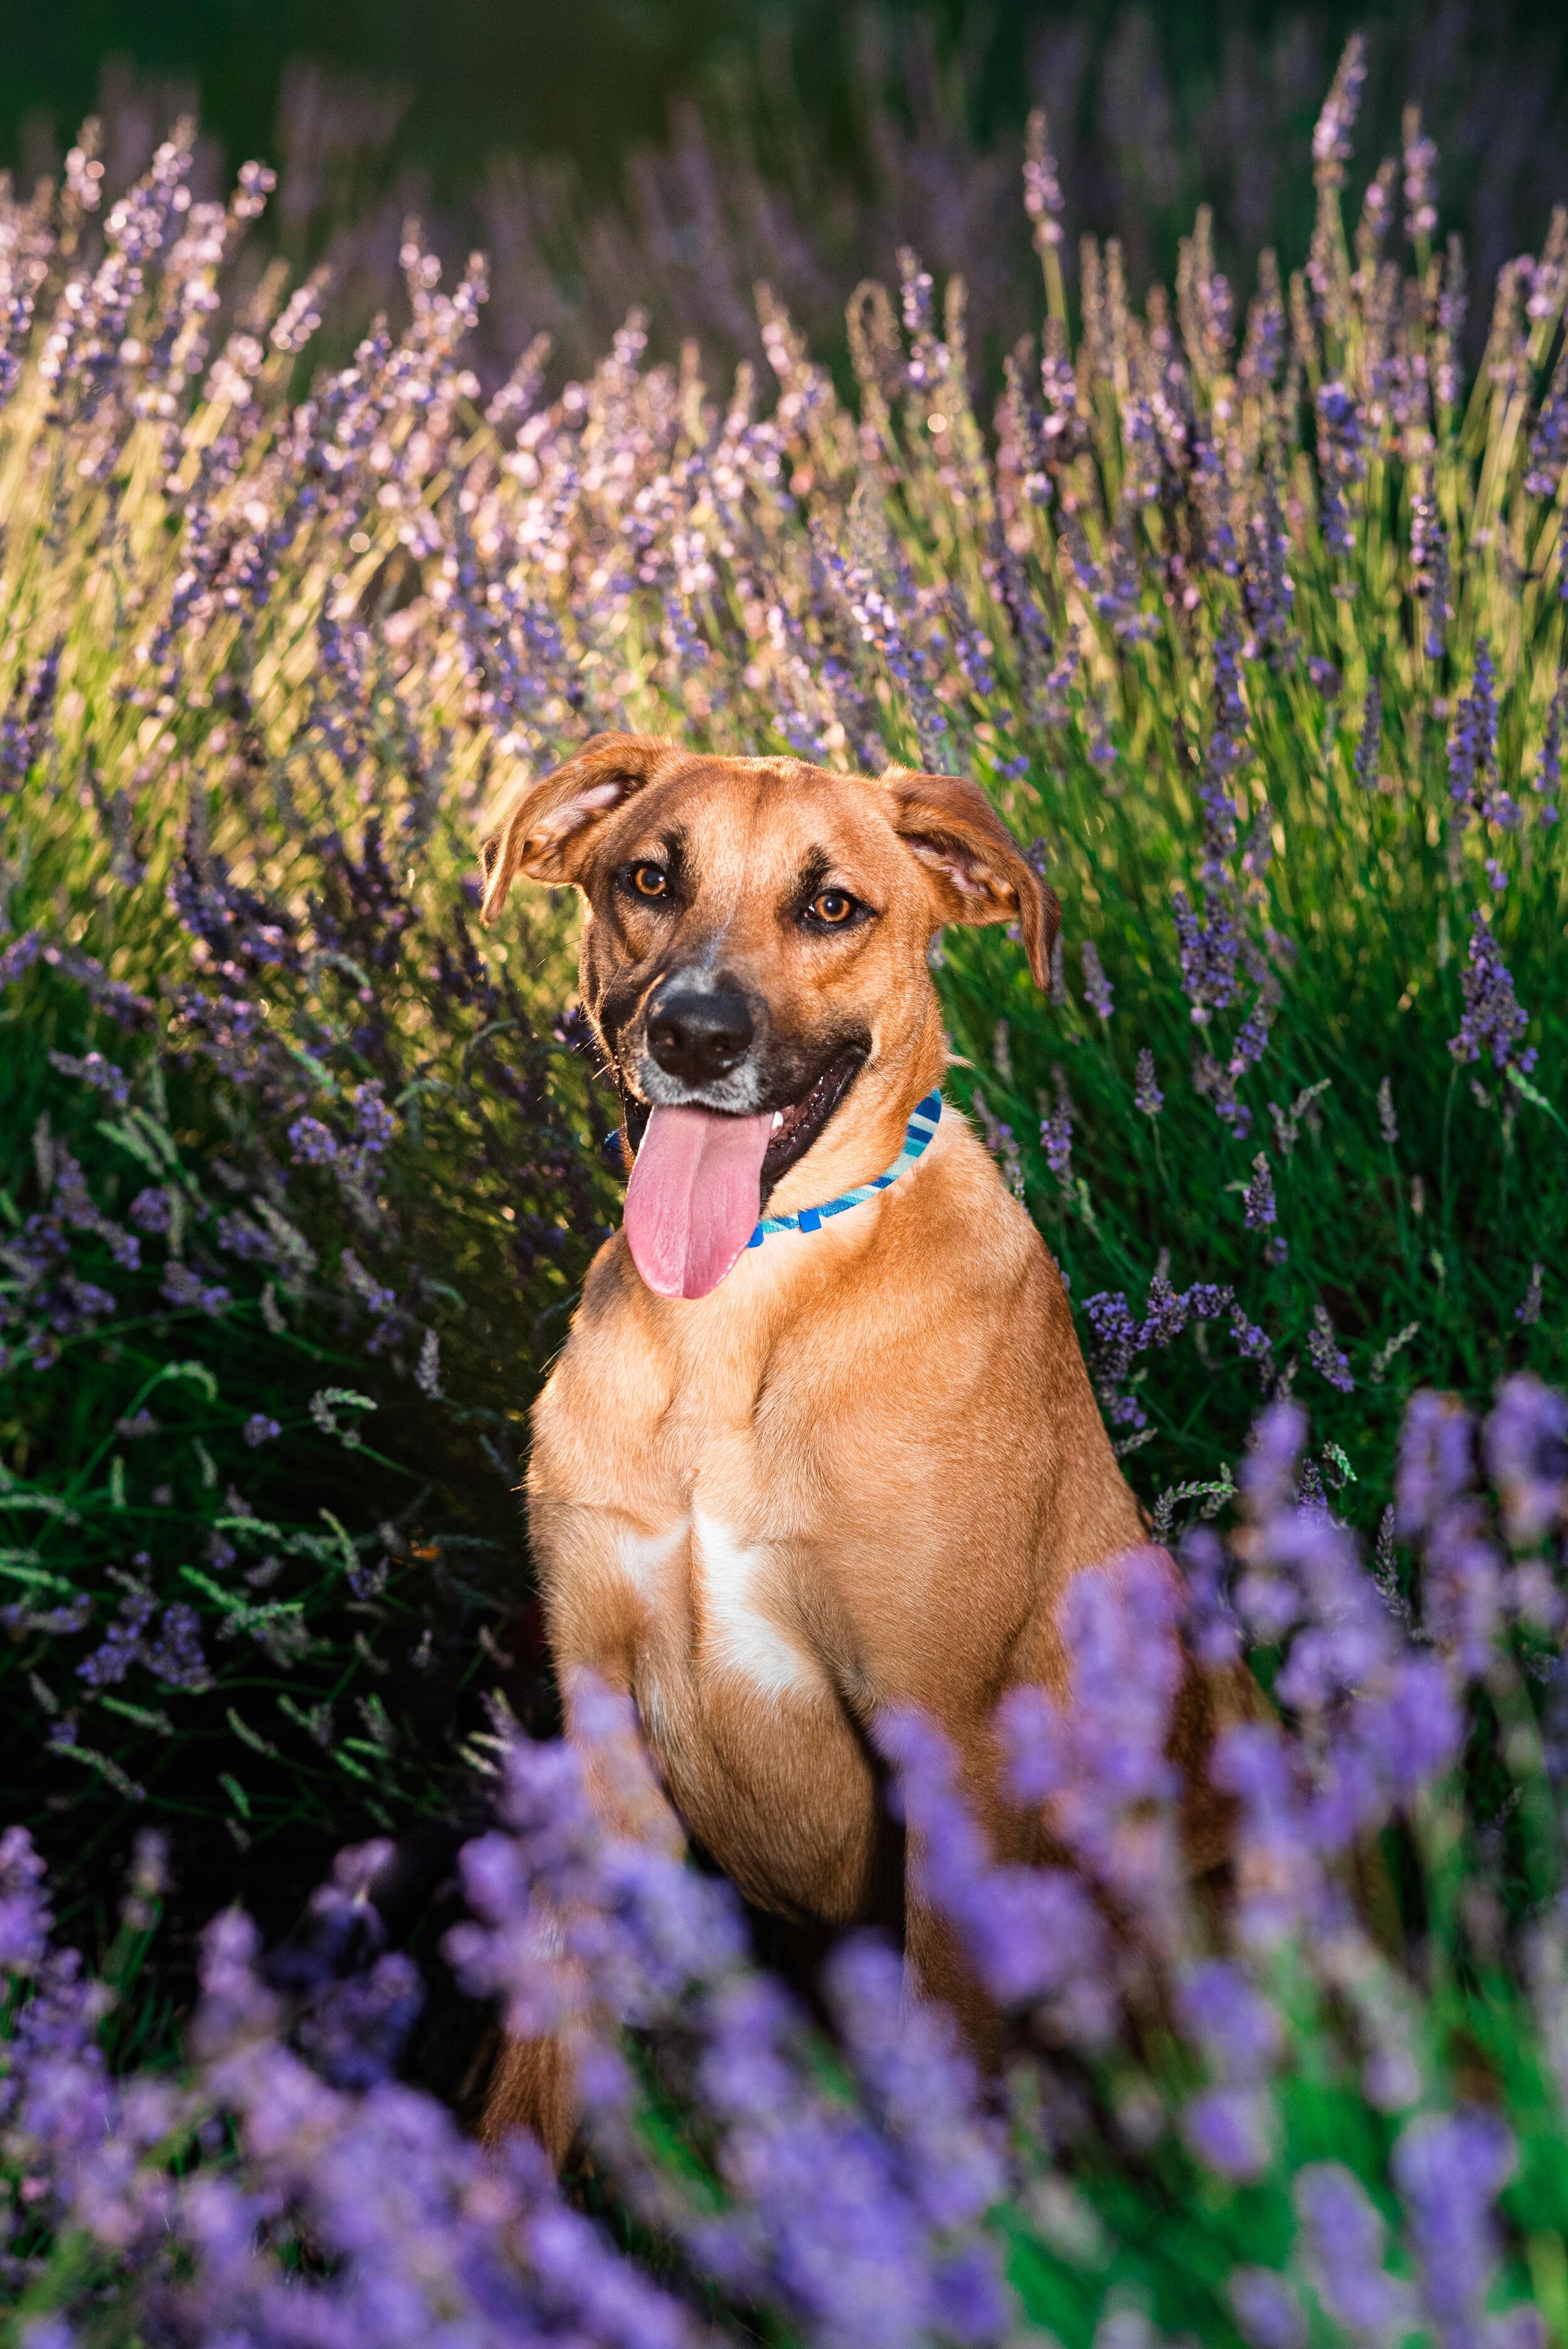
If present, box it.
[747,1091,942,1248]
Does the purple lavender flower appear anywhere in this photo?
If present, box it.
[289,1115,339,1165]
[1485,1374,1568,1546]
[1080,940,1114,1021]
[1311,35,1367,192]
[1353,679,1382,792]
[1315,381,1366,559]
[46,1047,129,1107]
[297,1951,425,2090]
[1022,109,1065,257]
[76,1589,156,1687]
[1179,1523,1242,1667]
[1448,640,1520,837]
[161,1263,231,1316]
[1134,1047,1163,1118]
[1214,1724,1323,1947]
[1449,913,1535,1074]
[1308,1305,1354,1393]
[1229,1303,1276,1386]
[1039,1067,1073,1192]
[1402,104,1439,242]
[1082,1289,1147,1430]
[693,1960,1011,2349]
[1140,1264,1189,1349]
[1391,2109,1522,2349]
[243,1413,282,1447]
[1527,349,1568,501]
[1535,672,1563,824]
[1295,2162,1417,2340]
[1242,470,1295,662]
[1179,1960,1283,2083]
[1397,1391,1475,1537]
[1230,2266,1307,2349]
[822,1936,1004,2230]
[0,647,60,790]
[879,1709,1111,2030]
[213,1209,275,1261]
[1410,469,1452,655]
[146,1603,209,1690]
[352,1079,396,1154]
[1001,1552,1185,1948]
[1172,881,1241,1023]
[1242,1153,1276,1229]
[1181,2084,1275,2181]
[0,1823,52,1974]
[1347,1657,1463,1803]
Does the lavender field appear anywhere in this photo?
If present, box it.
[1,31,1567,2344]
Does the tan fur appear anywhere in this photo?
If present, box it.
[477,736,1237,2159]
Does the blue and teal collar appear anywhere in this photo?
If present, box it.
[747,1091,941,1248]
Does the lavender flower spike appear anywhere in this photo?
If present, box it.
[1391,2109,1527,2349]
[1242,1153,1276,1229]
[1081,939,1114,1021]
[1311,34,1368,192]
[1449,912,1536,1074]
[1485,1374,1568,1547]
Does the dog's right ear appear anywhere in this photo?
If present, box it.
[479,733,677,923]
[879,765,1061,990]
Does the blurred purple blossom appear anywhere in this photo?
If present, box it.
[1402,104,1439,244]
[1391,2110,1527,2349]
[1449,913,1535,1074]
[1242,1153,1276,1229]
[1296,2162,1419,2340]
[1308,1304,1354,1393]
[1080,939,1113,1021]
[1485,1375,1568,1547]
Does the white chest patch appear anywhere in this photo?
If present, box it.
[691,1509,821,1704]
[614,1517,689,1602]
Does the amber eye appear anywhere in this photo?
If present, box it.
[628,862,669,900]
[807,888,856,926]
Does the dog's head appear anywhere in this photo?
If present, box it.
[479,733,1059,1298]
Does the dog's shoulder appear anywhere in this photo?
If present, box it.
[532,1233,672,1448]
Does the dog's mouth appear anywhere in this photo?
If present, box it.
[618,1042,866,1303]
[758,1043,865,1196]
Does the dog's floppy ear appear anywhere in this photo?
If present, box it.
[879,766,1061,990]
[479,733,677,923]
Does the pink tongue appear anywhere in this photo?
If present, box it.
[623,1106,775,1300]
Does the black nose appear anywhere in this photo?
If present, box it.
[646,982,755,1086]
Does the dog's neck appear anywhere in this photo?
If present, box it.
[757,1006,948,1225]
[750,1089,940,1247]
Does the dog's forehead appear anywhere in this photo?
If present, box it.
[630,758,893,871]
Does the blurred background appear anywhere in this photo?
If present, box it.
[2,1,1567,383]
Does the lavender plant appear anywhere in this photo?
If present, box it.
[4,1374,1568,2344]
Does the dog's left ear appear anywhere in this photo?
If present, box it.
[880,766,1061,990]
[479,733,677,923]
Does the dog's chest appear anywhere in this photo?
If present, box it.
[539,1286,840,1708]
[613,1507,825,1708]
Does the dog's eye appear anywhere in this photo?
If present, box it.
[805,889,858,927]
[627,862,670,901]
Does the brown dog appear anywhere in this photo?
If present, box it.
[477,732,1205,2156]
